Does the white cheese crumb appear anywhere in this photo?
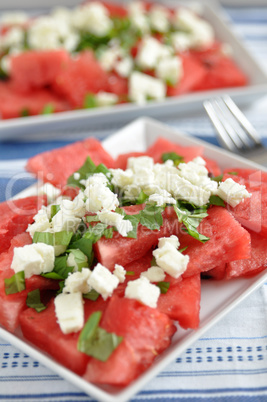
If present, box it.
[11,243,55,279]
[141,266,166,282]
[97,209,133,237]
[125,276,160,308]
[113,264,126,283]
[87,263,119,300]
[54,292,84,334]
[129,71,166,105]
[63,268,91,294]
[217,178,251,207]
[158,235,180,249]
[153,241,189,279]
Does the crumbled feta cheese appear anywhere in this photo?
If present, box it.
[141,266,166,282]
[129,71,166,104]
[178,161,209,185]
[84,184,119,213]
[87,263,119,300]
[114,56,133,78]
[11,243,55,279]
[60,198,86,218]
[125,276,160,308]
[38,182,61,204]
[149,4,170,33]
[54,292,84,334]
[128,2,150,35]
[155,55,183,85]
[169,174,211,206]
[63,268,91,294]
[52,210,81,233]
[127,156,154,172]
[98,45,122,71]
[113,264,126,283]
[83,172,109,188]
[2,26,25,49]
[171,32,193,52]
[153,241,189,278]
[217,178,251,207]
[158,235,180,249]
[27,207,51,238]
[71,2,113,37]
[73,172,81,181]
[136,37,172,70]
[96,91,119,106]
[192,156,206,166]
[148,190,176,206]
[0,12,28,26]
[97,210,133,237]
[110,168,134,188]
[27,16,70,50]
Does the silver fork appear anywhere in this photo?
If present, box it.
[204,95,267,166]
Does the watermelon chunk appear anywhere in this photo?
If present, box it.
[201,262,226,280]
[20,297,107,374]
[83,295,176,386]
[179,206,251,278]
[226,229,267,278]
[52,50,110,108]
[0,196,44,255]
[26,137,115,188]
[146,137,204,163]
[10,50,70,93]
[94,206,181,270]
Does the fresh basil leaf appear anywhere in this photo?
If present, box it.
[179,246,188,253]
[50,204,60,220]
[174,204,210,243]
[42,255,73,280]
[161,152,184,166]
[136,190,149,205]
[67,157,96,189]
[33,231,73,247]
[67,248,89,271]
[69,237,94,265]
[85,223,113,243]
[33,231,54,245]
[123,214,139,238]
[209,195,225,207]
[84,93,97,109]
[139,204,164,230]
[86,215,100,223]
[228,171,238,175]
[71,220,88,242]
[21,108,29,117]
[83,289,99,301]
[26,289,46,312]
[78,311,123,361]
[156,281,170,294]
[211,174,223,183]
[42,103,54,115]
[126,270,135,276]
[4,271,25,295]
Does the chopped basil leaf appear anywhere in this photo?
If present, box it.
[78,311,123,361]
[67,157,96,189]
[211,174,223,183]
[66,248,89,271]
[84,93,97,109]
[21,108,29,117]
[228,171,238,175]
[71,220,88,242]
[179,246,188,253]
[4,271,25,295]
[157,281,170,294]
[136,190,149,205]
[124,214,139,238]
[50,204,61,220]
[83,289,99,301]
[126,270,135,276]
[69,237,94,266]
[26,289,46,312]
[161,152,184,166]
[42,103,54,115]
[42,255,73,280]
[86,215,99,223]
[139,204,164,230]
[33,231,73,247]
[209,195,225,207]
[85,223,113,243]
[174,204,210,243]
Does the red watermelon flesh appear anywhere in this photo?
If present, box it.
[0,232,32,272]
[107,72,128,97]
[52,50,110,108]
[19,296,107,375]
[226,229,267,279]
[203,156,222,177]
[0,81,70,119]
[167,52,206,97]
[26,137,115,188]
[157,274,201,329]
[83,295,176,386]
[94,205,181,270]
[0,196,44,255]
[146,137,204,163]
[179,206,251,278]
[10,50,70,93]
[201,262,226,280]
[0,267,59,333]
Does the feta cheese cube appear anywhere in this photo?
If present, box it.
[87,263,119,300]
[129,71,166,105]
[63,268,91,294]
[54,292,84,334]
[136,37,172,70]
[71,3,113,37]
[27,207,51,238]
[125,276,160,308]
[11,243,55,279]
[127,156,154,172]
[155,56,183,85]
[97,210,133,237]
[158,235,180,249]
[170,175,211,206]
[153,242,189,278]
[141,266,166,282]
[217,178,251,207]
[52,210,81,233]
[114,56,133,78]
[110,168,134,188]
[113,264,126,283]
[84,183,119,213]
[148,190,176,206]
[96,91,118,106]
[149,4,170,33]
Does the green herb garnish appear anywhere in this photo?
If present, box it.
[4,271,25,295]
[26,289,46,312]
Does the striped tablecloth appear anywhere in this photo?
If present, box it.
[0,5,267,402]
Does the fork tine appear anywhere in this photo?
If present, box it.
[222,95,262,146]
[203,100,240,152]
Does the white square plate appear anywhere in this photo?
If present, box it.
[0,117,267,402]
[0,1,267,140]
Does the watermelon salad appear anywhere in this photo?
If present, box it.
[0,1,248,119]
[0,134,267,389]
